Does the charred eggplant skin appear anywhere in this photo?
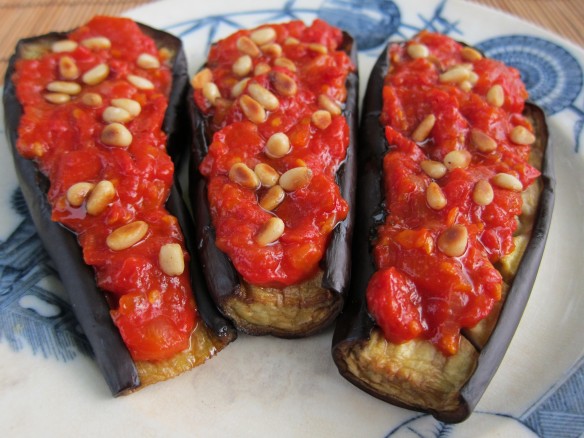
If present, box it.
[3,22,235,396]
[331,42,555,423]
[189,31,359,336]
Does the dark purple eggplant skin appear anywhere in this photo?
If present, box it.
[188,31,359,337]
[331,42,556,423]
[3,22,235,396]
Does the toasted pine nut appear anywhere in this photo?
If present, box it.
[82,63,109,86]
[487,84,505,107]
[509,125,535,145]
[86,180,116,215]
[44,93,71,104]
[426,182,447,210]
[407,43,429,59]
[233,55,253,77]
[471,129,497,153]
[237,36,261,57]
[439,65,471,83]
[461,47,483,62]
[51,40,78,53]
[492,173,523,191]
[412,114,436,142]
[311,110,332,130]
[106,221,148,251]
[191,68,213,89]
[203,82,221,105]
[248,83,279,111]
[265,132,291,158]
[81,92,103,107]
[127,74,154,90]
[101,123,133,147]
[459,80,473,92]
[66,182,95,207]
[240,95,266,124]
[279,167,313,191]
[468,71,479,85]
[259,185,285,211]
[102,106,132,124]
[318,94,342,116]
[271,71,297,96]
[472,180,494,205]
[443,150,471,170]
[261,43,282,58]
[420,160,447,179]
[284,37,300,45]
[250,27,276,46]
[59,56,79,80]
[81,37,111,50]
[46,81,81,95]
[274,57,296,72]
[307,43,328,54]
[254,62,272,76]
[159,243,185,276]
[111,98,141,117]
[231,78,250,98]
[437,224,468,257]
[229,163,260,189]
[255,217,285,246]
[254,163,279,187]
[137,53,160,69]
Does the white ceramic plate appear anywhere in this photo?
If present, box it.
[1,0,584,436]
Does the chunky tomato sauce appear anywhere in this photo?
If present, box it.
[14,16,195,361]
[195,20,353,287]
[367,32,540,355]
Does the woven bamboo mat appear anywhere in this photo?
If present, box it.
[0,0,582,84]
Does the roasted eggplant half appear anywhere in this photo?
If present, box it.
[3,16,236,395]
[189,20,358,337]
[332,32,555,422]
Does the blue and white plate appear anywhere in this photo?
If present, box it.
[1,0,583,436]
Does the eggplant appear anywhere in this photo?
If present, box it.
[3,18,236,396]
[331,40,555,423]
[189,28,359,337]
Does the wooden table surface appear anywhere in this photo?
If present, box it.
[0,0,582,84]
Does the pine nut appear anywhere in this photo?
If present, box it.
[254,62,271,76]
[259,185,285,211]
[248,83,279,111]
[265,132,291,158]
[284,37,300,45]
[460,47,483,62]
[101,123,133,147]
[46,81,81,95]
[250,27,276,46]
[443,150,471,170]
[137,53,160,69]
[127,74,154,90]
[81,37,111,50]
[471,129,497,152]
[111,98,141,117]
[254,163,279,187]
[271,71,297,96]
[307,43,328,54]
[255,217,285,246]
[486,84,504,107]
[229,163,260,189]
[102,106,132,124]
[59,56,79,80]
[159,243,185,276]
[426,182,447,210]
[318,94,342,116]
[274,57,296,72]
[312,110,332,130]
[407,43,429,59]
[439,65,471,83]
[82,63,109,86]
[51,40,78,53]
[237,36,260,57]
[233,55,253,77]
[420,160,447,179]
[411,114,436,142]
[231,78,250,98]
[66,182,95,207]
[81,92,103,107]
[472,180,494,205]
[468,71,479,85]
[203,82,221,105]
[492,173,523,191]
[459,80,473,92]
[509,125,535,145]
[44,93,71,104]
[191,68,213,89]
[106,221,148,251]
[239,95,266,124]
[437,224,468,257]
[261,43,282,58]
[279,167,313,191]
[86,180,116,215]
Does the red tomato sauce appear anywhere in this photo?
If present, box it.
[13,16,195,361]
[367,32,540,355]
[195,20,353,288]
